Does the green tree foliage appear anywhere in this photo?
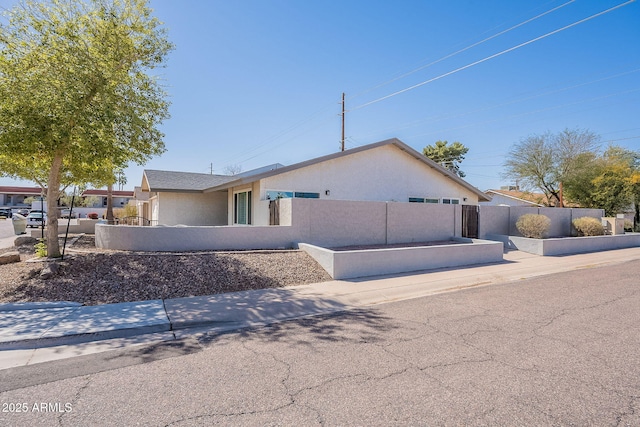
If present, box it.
[565,146,640,218]
[503,129,600,206]
[422,140,469,177]
[0,0,173,257]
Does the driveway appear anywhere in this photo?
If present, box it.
[1,259,638,425]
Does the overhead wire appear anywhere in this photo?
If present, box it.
[208,1,581,168]
[350,0,637,112]
[349,0,576,101]
[353,67,640,141]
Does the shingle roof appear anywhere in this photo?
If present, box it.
[142,170,237,192]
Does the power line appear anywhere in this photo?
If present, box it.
[350,0,576,101]
[353,67,640,141]
[350,0,637,112]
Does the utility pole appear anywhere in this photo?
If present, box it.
[341,92,345,152]
[210,163,213,175]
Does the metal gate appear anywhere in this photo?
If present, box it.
[462,205,479,238]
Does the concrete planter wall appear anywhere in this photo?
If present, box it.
[299,238,504,280]
[487,233,640,256]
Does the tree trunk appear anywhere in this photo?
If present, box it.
[46,152,63,258]
[106,183,114,224]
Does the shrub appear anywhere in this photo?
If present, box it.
[624,219,634,231]
[516,214,551,239]
[124,204,138,217]
[572,217,605,236]
[34,239,47,257]
[88,212,99,219]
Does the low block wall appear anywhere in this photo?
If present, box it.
[300,238,504,280]
[489,233,640,256]
[29,219,98,237]
[95,224,300,251]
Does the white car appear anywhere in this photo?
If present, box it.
[26,212,47,228]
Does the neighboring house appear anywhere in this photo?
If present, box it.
[140,138,490,226]
[0,186,44,208]
[481,189,547,207]
[81,189,135,208]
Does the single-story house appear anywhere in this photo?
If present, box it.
[140,138,490,226]
[81,189,135,208]
[481,188,547,207]
[0,186,44,208]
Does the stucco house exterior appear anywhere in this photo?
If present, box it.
[140,138,490,226]
[0,186,44,208]
[81,189,135,208]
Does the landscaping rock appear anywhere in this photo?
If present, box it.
[0,252,21,265]
[14,236,38,247]
[39,262,60,280]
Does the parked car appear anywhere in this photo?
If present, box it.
[0,209,12,218]
[17,209,29,216]
[26,211,47,228]
[61,209,77,219]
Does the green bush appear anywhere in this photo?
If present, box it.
[572,217,605,236]
[516,214,551,239]
[34,239,47,257]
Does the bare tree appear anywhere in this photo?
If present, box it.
[503,129,600,206]
[223,164,243,176]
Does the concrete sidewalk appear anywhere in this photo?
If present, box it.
[1,247,639,369]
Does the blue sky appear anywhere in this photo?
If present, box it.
[1,0,639,192]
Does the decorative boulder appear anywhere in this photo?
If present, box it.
[14,236,38,247]
[0,251,20,265]
[39,262,60,279]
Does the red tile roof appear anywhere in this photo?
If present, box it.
[81,189,134,197]
[0,186,44,195]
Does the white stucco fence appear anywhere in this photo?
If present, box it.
[488,233,640,256]
[96,198,466,251]
[96,198,611,253]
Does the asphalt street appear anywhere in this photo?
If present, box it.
[1,259,639,426]
[0,219,14,240]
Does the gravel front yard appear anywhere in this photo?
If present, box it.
[0,235,331,306]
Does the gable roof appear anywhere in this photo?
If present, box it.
[485,189,547,206]
[142,163,286,193]
[142,170,237,193]
[204,138,490,202]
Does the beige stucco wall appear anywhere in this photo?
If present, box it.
[226,181,261,225]
[259,144,480,205]
[156,191,227,226]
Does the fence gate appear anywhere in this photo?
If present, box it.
[269,199,280,225]
[462,205,479,238]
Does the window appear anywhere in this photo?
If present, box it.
[442,198,460,205]
[234,191,252,224]
[266,190,320,200]
[294,192,319,199]
[266,191,293,200]
[409,197,440,204]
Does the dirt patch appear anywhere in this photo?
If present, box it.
[0,235,331,306]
